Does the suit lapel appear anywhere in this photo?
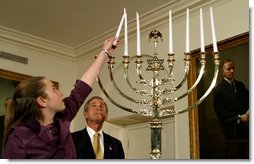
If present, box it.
[103,132,112,159]
[222,79,235,94]
[83,128,96,158]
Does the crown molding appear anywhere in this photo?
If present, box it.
[0,26,76,60]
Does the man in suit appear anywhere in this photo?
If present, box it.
[213,59,249,158]
[71,96,125,159]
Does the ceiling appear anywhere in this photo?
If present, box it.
[0,0,171,48]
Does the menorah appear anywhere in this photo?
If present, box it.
[97,8,220,159]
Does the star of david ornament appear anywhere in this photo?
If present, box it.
[146,56,164,71]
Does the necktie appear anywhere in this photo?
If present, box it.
[231,80,237,93]
[93,132,103,159]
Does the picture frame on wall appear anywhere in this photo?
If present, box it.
[188,32,249,158]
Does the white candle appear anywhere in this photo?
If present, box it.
[124,8,128,56]
[169,10,173,54]
[185,8,189,53]
[200,8,205,52]
[136,12,141,56]
[115,14,125,39]
[210,7,218,52]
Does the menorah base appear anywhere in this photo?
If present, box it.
[150,148,162,159]
[150,119,162,159]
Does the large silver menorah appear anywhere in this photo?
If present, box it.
[97,7,221,159]
[97,29,220,159]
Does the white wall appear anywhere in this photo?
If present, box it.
[0,40,78,97]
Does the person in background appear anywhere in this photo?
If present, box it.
[0,97,12,157]
[213,59,249,158]
[1,37,119,159]
[71,96,125,159]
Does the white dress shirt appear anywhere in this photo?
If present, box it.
[86,126,105,155]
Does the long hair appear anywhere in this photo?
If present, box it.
[2,76,47,148]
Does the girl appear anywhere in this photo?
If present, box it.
[1,37,119,159]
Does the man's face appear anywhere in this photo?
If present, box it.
[84,98,108,124]
[222,61,235,80]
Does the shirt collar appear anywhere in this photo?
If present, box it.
[224,77,233,84]
[86,126,103,139]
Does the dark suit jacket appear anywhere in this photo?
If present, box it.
[213,79,249,139]
[71,127,125,159]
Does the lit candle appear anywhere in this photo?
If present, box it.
[113,13,125,46]
[136,12,141,56]
[185,8,189,53]
[200,8,205,52]
[169,10,173,54]
[210,7,218,52]
[124,8,128,56]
